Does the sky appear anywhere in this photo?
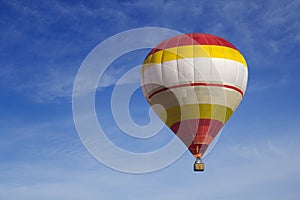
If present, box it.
[0,0,300,199]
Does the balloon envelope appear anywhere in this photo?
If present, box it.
[140,33,248,158]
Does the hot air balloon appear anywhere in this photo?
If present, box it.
[140,33,248,171]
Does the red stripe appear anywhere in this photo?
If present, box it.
[170,119,224,157]
[146,33,238,57]
[148,82,244,99]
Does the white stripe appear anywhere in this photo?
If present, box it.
[141,57,247,93]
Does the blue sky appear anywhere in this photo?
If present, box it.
[1,0,300,199]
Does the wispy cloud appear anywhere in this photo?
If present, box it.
[2,0,298,103]
[247,74,289,93]
[0,1,140,103]
[0,116,86,163]
[0,64,75,102]
[1,112,299,200]
[1,135,297,200]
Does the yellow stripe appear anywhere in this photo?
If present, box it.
[142,45,247,73]
[157,104,233,127]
